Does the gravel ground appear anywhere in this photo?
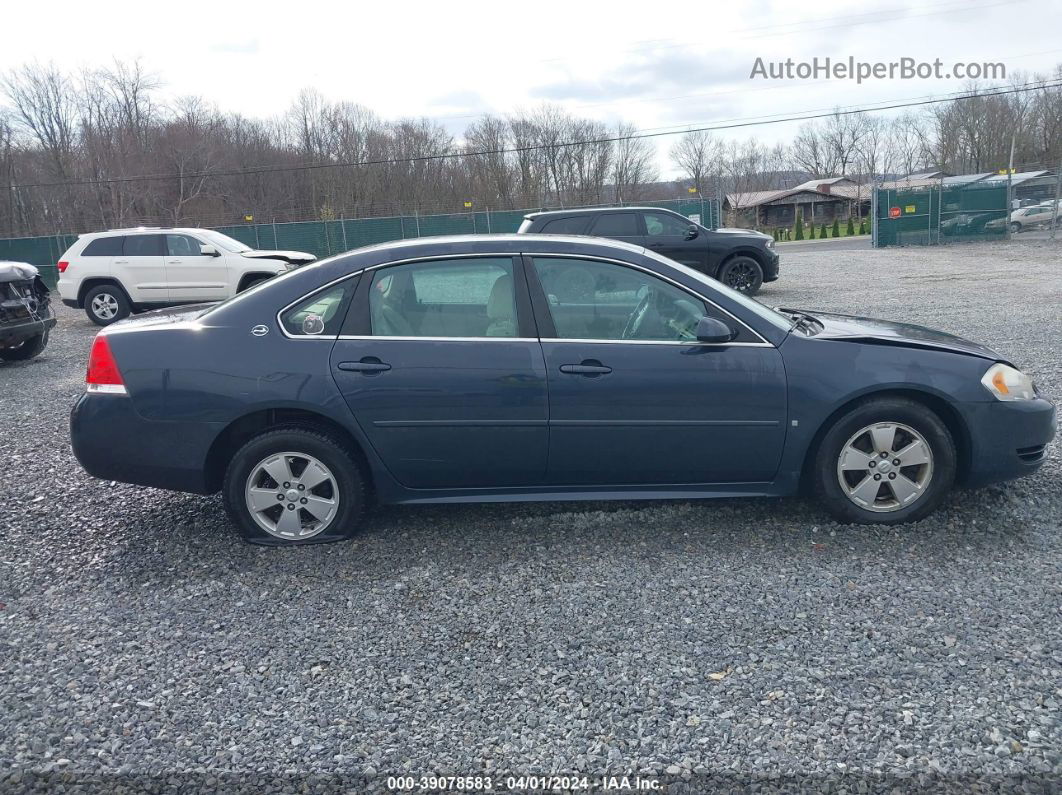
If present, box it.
[1,240,1059,793]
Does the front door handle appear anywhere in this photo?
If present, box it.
[647,242,665,249]
[167,258,183,264]
[338,358,392,374]
[559,362,612,376]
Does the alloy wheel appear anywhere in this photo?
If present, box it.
[836,422,934,513]
[91,293,119,320]
[724,262,757,292]
[244,451,340,539]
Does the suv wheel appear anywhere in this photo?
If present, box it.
[1009,222,1021,233]
[222,427,367,546]
[718,256,764,295]
[84,285,130,326]
[814,397,956,525]
[0,328,49,362]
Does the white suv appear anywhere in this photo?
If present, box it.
[57,228,316,325]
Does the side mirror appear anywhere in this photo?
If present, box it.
[200,244,220,257]
[685,225,699,240]
[696,316,735,343]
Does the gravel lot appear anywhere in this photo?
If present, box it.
[1,240,1059,793]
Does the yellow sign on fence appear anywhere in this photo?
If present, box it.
[904,205,916,214]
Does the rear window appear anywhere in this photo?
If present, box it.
[81,236,125,256]
[590,213,639,236]
[540,217,590,234]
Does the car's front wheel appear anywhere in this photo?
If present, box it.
[1009,222,1022,233]
[0,328,49,361]
[718,256,764,295]
[814,397,956,525]
[84,285,130,326]
[222,427,367,545]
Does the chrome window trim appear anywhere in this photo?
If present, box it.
[275,251,774,347]
[527,253,770,345]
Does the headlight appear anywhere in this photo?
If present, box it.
[766,238,775,249]
[981,363,1036,401]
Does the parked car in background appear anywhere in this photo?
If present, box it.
[1006,200,1061,233]
[518,207,778,295]
[57,228,316,325]
[70,234,1054,546]
[0,261,56,362]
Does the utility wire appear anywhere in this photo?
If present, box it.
[8,79,1061,191]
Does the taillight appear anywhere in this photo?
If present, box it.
[58,260,70,273]
[85,335,127,394]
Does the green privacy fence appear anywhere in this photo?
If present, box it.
[874,181,1008,247]
[0,198,718,291]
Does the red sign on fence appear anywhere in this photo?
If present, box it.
[888,206,901,219]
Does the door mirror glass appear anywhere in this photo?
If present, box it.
[695,316,735,343]
[685,225,699,240]
[200,244,219,256]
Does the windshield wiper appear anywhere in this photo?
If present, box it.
[775,307,820,334]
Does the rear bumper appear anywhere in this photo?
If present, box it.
[961,398,1056,488]
[70,393,222,494]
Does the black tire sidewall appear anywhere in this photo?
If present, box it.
[815,398,956,525]
[84,285,130,326]
[720,257,764,295]
[0,329,48,361]
[222,428,365,546]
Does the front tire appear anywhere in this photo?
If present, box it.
[84,285,130,326]
[222,427,367,545]
[718,256,764,295]
[0,328,49,361]
[1009,222,1022,233]
[814,397,956,525]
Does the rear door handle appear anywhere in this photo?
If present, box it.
[338,359,392,373]
[559,363,612,376]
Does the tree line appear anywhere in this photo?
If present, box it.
[1,59,1060,238]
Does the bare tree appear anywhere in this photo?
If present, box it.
[669,130,716,193]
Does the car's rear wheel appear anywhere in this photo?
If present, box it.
[0,328,49,361]
[222,427,367,545]
[718,256,764,295]
[814,397,956,525]
[84,285,130,326]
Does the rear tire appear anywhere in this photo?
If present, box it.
[222,427,367,545]
[0,328,49,361]
[84,284,130,326]
[814,397,956,525]
[718,256,764,295]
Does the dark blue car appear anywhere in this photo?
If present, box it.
[71,235,1055,545]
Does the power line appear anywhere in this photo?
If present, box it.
[8,79,1061,191]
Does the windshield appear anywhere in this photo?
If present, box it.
[640,249,793,332]
[200,230,252,253]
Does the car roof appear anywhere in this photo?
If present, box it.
[524,206,683,220]
[346,233,647,257]
[82,227,211,238]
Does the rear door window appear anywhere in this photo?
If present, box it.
[124,235,164,257]
[589,213,640,237]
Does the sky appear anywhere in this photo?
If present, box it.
[3,0,1061,178]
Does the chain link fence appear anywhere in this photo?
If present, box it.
[874,179,1017,247]
[0,198,719,290]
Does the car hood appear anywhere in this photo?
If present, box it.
[710,227,771,241]
[803,310,1005,361]
[240,250,316,264]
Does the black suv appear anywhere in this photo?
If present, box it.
[518,207,778,294]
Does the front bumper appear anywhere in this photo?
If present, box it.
[0,311,56,346]
[71,393,222,494]
[960,397,1056,488]
[763,248,780,282]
